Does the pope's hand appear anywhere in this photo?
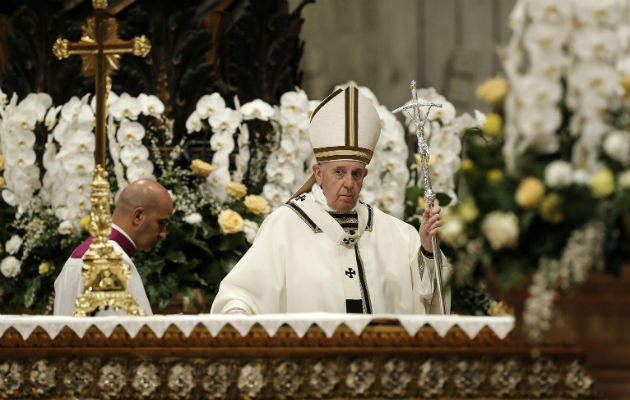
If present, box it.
[419,206,442,253]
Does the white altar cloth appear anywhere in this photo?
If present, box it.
[0,313,514,341]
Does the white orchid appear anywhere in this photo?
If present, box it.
[109,93,142,120]
[61,152,94,175]
[57,220,74,235]
[572,27,619,62]
[120,143,150,166]
[280,89,309,116]
[573,0,624,27]
[196,93,226,119]
[523,23,569,57]
[44,105,61,129]
[4,147,36,167]
[185,111,202,133]
[209,108,241,134]
[60,95,93,125]
[241,99,274,121]
[116,120,145,146]
[262,182,290,207]
[515,75,562,107]
[138,94,165,116]
[126,160,155,182]
[568,61,620,98]
[527,0,573,23]
[209,130,235,153]
[516,107,562,137]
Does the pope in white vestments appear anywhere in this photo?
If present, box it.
[211,85,451,315]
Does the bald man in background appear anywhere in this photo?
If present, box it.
[54,179,173,316]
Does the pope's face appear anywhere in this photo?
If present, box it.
[313,160,368,212]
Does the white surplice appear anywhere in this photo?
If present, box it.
[211,192,451,315]
[53,225,153,316]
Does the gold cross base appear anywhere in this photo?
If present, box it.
[74,290,146,317]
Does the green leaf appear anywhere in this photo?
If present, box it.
[166,250,187,264]
[435,192,452,207]
[406,186,423,204]
[24,277,42,309]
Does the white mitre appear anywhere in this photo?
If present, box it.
[290,85,381,199]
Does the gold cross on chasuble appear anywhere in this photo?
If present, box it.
[51,0,151,317]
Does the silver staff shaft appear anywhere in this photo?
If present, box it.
[431,222,447,315]
[402,80,447,315]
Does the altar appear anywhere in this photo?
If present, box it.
[0,314,598,399]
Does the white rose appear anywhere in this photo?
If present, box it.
[441,217,466,248]
[242,219,259,244]
[0,256,21,278]
[544,160,573,188]
[481,211,519,250]
[603,131,630,166]
[5,235,23,255]
[183,212,202,225]
[617,170,630,188]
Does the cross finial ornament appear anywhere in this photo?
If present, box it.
[52,0,151,317]
[393,80,447,315]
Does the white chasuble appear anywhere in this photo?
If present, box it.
[211,192,451,315]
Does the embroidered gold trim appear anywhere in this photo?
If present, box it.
[314,149,372,160]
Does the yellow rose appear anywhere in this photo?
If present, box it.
[244,195,271,215]
[458,200,479,223]
[539,192,564,224]
[418,197,439,210]
[590,168,615,198]
[0,154,4,171]
[0,176,4,189]
[80,215,90,231]
[487,169,502,181]
[483,113,503,136]
[460,159,474,171]
[225,181,247,198]
[217,209,244,234]
[38,261,53,275]
[476,77,509,104]
[190,159,213,177]
[515,177,545,208]
[620,73,630,96]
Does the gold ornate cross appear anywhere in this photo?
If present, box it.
[52,0,150,165]
[52,0,151,317]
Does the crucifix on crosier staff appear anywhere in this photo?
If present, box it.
[393,80,447,315]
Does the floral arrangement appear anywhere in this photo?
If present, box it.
[434,0,630,337]
[0,83,410,313]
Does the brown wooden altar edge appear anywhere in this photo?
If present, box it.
[0,321,599,399]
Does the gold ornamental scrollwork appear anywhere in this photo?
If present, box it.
[52,38,70,59]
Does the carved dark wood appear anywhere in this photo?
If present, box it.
[0,0,313,139]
